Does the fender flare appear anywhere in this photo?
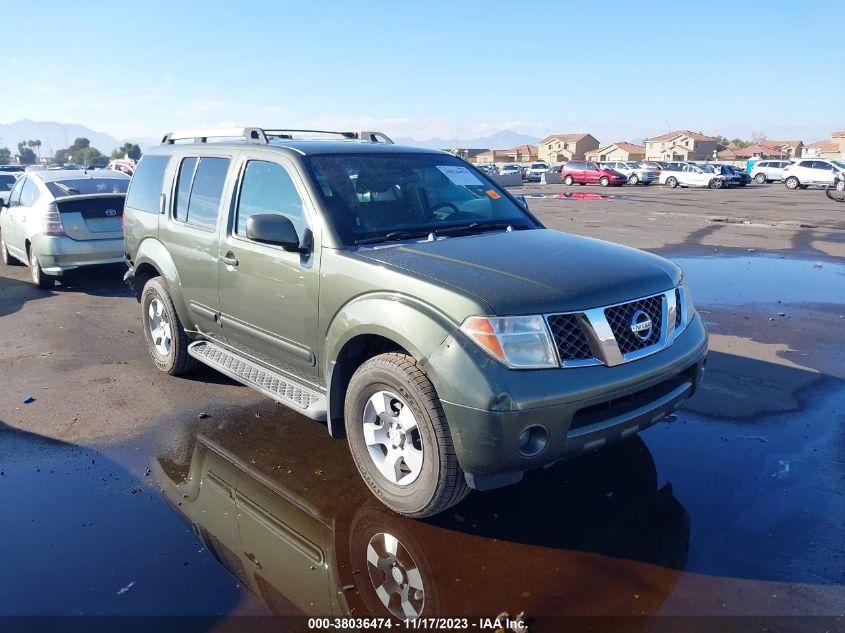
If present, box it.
[323,293,459,435]
[133,237,191,327]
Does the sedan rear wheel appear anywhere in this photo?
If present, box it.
[563,175,574,186]
[599,176,610,187]
[785,176,800,190]
[665,176,678,188]
[29,248,54,289]
[709,178,723,189]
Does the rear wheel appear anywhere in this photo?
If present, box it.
[344,353,470,518]
[665,176,678,188]
[709,178,723,189]
[784,176,800,190]
[837,179,845,192]
[29,248,54,289]
[141,277,198,375]
[754,173,767,184]
[599,176,610,187]
[628,174,639,185]
[563,175,574,186]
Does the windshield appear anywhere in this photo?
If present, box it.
[305,153,538,245]
[531,163,548,169]
[45,178,129,198]
[832,161,845,170]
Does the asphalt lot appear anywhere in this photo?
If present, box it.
[1,182,844,628]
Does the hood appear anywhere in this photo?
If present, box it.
[353,229,680,315]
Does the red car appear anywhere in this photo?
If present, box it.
[560,160,627,186]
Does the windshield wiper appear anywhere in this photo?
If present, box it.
[436,222,519,236]
[353,230,434,245]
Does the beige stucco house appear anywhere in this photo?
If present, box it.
[475,144,539,164]
[644,130,722,161]
[538,134,600,163]
[585,142,646,162]
[803,132,845,159]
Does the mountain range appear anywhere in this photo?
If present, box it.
[0,119,541,158]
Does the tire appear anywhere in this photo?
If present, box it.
[140,276,198,375]
[709,178,723,189]
[344,353,470,518]
[563,175,574,186]
[754,173,767,184]
[798,184,809,190]
[29,248,54,289]
[628,174,639,185]
[599,176,610,187]
[837,179,845,192]
[665,176,678,188]
[784,176,800,190]
[1,232,19,265]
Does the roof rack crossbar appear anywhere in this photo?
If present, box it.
[160,127,393,145]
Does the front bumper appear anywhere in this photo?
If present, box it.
[31,234,124,275]
[430,314,708,490]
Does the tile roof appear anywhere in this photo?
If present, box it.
[832,131,845,138]
[805,140,839,152]
[761,140,803,149]
[645,130,716,142]
[539,133,591,145]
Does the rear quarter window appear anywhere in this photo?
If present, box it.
[126,155,171,213]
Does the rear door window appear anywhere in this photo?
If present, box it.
[126,154,170,213]
[173,156,231,230]
[8,177,25,206]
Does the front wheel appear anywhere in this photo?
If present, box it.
[784,176,800,190]
[837,179,845,192]
[563,175,574,186]
[599,176,610,187]
[344,353,470,518]
[754,173,767,184]
[1,232,19,265]
[665,176,678,188]
[29,249,54,289]
[141,277,198,375]
[628,174,639,185]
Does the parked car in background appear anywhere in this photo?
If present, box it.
[725,165,751,186]
[0,172,19,205]
[0,165,26,173]
[524,161,550,182]
[750,160,792,184]
[0,170,130,287]
[664,162,687,172]
[499,164,521,176]
[599,161,656,185]
[782,159,845,190]
[560,160,627,186]
[660,164,726,189]
[476,164,497,176]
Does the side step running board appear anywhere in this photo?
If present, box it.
[188,341,327,421]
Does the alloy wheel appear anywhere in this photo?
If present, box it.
[147,298,173,357]
[366,532,425,619]
[362,390,424,485]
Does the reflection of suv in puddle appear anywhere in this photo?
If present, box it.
[125,127,707,518]
[153,414,690,625]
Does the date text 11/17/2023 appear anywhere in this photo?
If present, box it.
[306,615,528,631]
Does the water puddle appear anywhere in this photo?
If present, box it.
[670,254,845,305]
[525,192,613,200]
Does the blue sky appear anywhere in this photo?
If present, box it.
[3,1,841,144]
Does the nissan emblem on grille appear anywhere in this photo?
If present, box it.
[630,309,653,341]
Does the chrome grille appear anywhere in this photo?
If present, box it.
[604,295,663,355]
[674,288,682,328]
[546,314,593,361]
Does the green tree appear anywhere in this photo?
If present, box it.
[0,147,11,164]
[730,138,749,149]
[17,142,36,164]
[110,142,141,161]
[73,146,106,166]
[73,137,90,149]
[53,148,70,164]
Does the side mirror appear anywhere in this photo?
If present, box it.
[246,213,305,252]
[515,194,529,210]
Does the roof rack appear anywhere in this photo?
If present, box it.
[161,127,393,145]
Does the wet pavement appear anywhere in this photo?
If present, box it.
[2,247,845,629]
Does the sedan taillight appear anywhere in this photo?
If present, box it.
[42,203,65,236]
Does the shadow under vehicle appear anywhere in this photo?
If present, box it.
[153,416,690,630]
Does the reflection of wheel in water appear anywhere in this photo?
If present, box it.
[366,532,425,619]
[349,503,439,620]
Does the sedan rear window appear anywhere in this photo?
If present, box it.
[46,178,129,198]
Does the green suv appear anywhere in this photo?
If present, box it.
[123,127,707,518]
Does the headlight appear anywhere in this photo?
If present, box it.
[461,315,558,369]
[677,272,694,330]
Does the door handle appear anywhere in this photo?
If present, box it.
[219,253,239,267]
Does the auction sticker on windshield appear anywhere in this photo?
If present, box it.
[436,165,482,186]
